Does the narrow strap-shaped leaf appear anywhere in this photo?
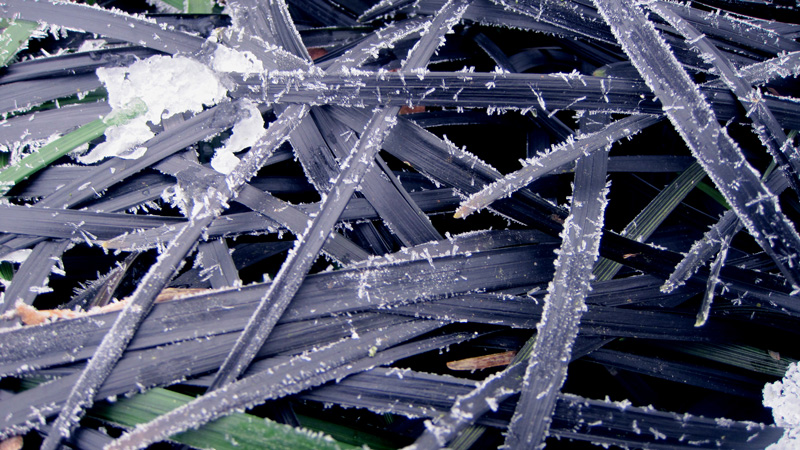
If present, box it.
[504,119,610,449]
[592,162,707,281]
[29,101,241,212]
[0,73,102,115]
[208,0,472,390]
[207,113,396,385]
[249,70,800,128]
[38,104,310,450]
[0,242,557,376]
[363,0,614,44]
[0,239,69,317]
[590,0,800,289]
[308,367,781,449]
[93,387,358,450]
[0,175,173,255]
[405,336,609,450]
[186,0,214,14]
[293,18,440,247]
[413,0,792,68]
[454,114,657,218]
[0,102,245,258]
[311,107,443,246]
[0,204,184,240]
[268,14,437,247]
[338,103,797,300]
[106,320,444,450]
[0,0,206,55]
[650,2,800,194]
[0,101,111,144]
[196,239,241,289]
[288,0,358,26]
[286,111,402,254]
[0,99,146,195]
[664,342,798,378]
[695,232,731,327]
[733,50,800,87]
[38,217,211,450]
[653,0,800,54]
[0,314,418,434]
[662,164,788,293]
[585,348,766,398]
[0,46,159,85]
[266,0,313,62]
[262,8,437,249]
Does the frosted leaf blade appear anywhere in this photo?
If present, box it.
[455,114,656,218]
[591,0,800,289]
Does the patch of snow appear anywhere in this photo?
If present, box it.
[0,249,32,264]
[764,362,800,449]
[210,99,265,174]
[210,43,265,75]
[77,39,107,52]
[80,55,227,164]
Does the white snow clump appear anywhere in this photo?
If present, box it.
[80,55,227,164]
[210,99,265,174]
[764,361,800,449]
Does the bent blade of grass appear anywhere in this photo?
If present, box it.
[592,162,707,281]
[591,0,800,289]
[0,99,146,196]
[91,387,358,450]
[0,19,38,67]
[454,114,657,219]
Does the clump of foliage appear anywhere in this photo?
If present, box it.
[1,0,799,449]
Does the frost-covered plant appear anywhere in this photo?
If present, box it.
[0,0,799,449]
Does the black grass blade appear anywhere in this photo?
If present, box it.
[0,0,205,55]
[650,2,800,195]
[591,0,800,289]
[207,0,472,390]
[38,103,309,450]
[504,119,609,448]
[455,114,655,219]
[1,1,798,448]
[106,320,444,450]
